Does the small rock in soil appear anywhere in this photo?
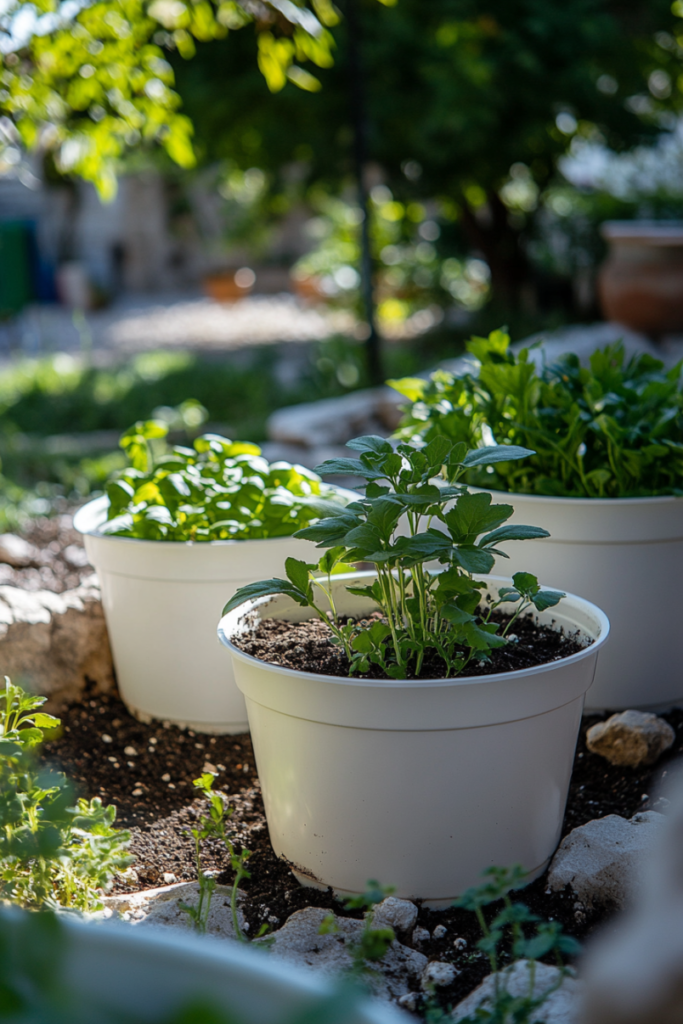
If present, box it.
[105,881,247,939]
[373,896,418,936]
[586,711,675,767]
[451,960,581,1023]
[257,906,427,1001]
[0,533,39,567]
[421,961,459,990]
[547,812,665,909]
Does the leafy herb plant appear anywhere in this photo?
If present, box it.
[225,435,564,680]
[103,419,346,541]
[179,773,254,941]
[391,330,683,498]
[453,865,581,1023]
[0,678,132,910]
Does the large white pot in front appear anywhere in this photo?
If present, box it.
[75,495,346,733]
[3,907,404,1024]
[218,572,609,906]
[476,491,683,711]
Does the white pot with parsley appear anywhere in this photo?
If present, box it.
[217,435,610,903]
[75,420,352,733]
[391,330,683,712]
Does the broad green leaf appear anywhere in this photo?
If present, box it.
[454,546,496,574]
[345,435,393,456]
[478,524,550,547]
[222,578,310,615]
[32,714,61,730]
[511,572,540,597]
[313,458,385,480]
[462,445,536,468]
[386,377,427,401]
[532,589,565,611]
[285,557,312,594]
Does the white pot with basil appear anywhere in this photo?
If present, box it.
[391,330,683,712]
[75,420,351,733]
[217,436,609,903]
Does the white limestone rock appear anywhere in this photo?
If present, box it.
[372,897,418,936]
[421,961,458,990]
[0,575,114,706]
[0,534,38,567]
[581,779,683,1024]
[260,906,427,1001]
[452,960,580,1023]
[105,881,247,940]
[547,812,664,908]
[586,711,675,767]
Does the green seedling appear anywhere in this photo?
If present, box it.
[179,774,252,941]
[225,434,563,680]
[0,677,132,911]
[103,419,347,542]
[319,880,396,978]
[453,865,581,1023]
[392,329,683,499]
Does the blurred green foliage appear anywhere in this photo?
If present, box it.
[171,0,682,304]
[0,0,339,196]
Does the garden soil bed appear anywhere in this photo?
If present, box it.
[232,611,586,679]
[41,691,683,1016]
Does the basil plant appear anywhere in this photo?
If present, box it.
[225,435,564,680]
[103,419,346,541]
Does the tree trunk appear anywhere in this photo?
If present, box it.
[459,192,532,307]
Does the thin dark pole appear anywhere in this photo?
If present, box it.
[344,0,382,385]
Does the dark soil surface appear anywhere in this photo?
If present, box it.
[232,611,586,679]
[0,512,92,592]
[41,691,683,1016]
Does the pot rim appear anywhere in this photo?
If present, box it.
[74,486,357,548]
[469,486,683,508]
[217,571,610,691]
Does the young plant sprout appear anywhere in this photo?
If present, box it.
[179,773,255,941]
[224,435,565,680]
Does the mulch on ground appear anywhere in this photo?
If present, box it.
[40,691,683,1014]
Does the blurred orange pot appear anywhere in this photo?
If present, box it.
[598,221,683,335]
[203,269,254,302]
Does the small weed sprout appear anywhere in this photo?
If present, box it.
[453,866,581,1023]
[0,677,132,911]
[319,880,396,978]
[225,434,564,680]
[179,773,253,941]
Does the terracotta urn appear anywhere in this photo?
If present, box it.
[598,221,683,335]
[203,268,254,302]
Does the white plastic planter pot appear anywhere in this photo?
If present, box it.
[218,572,609,906]
[475,492,683,711]
[1,907,404,1024]
[75,494,352,733]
